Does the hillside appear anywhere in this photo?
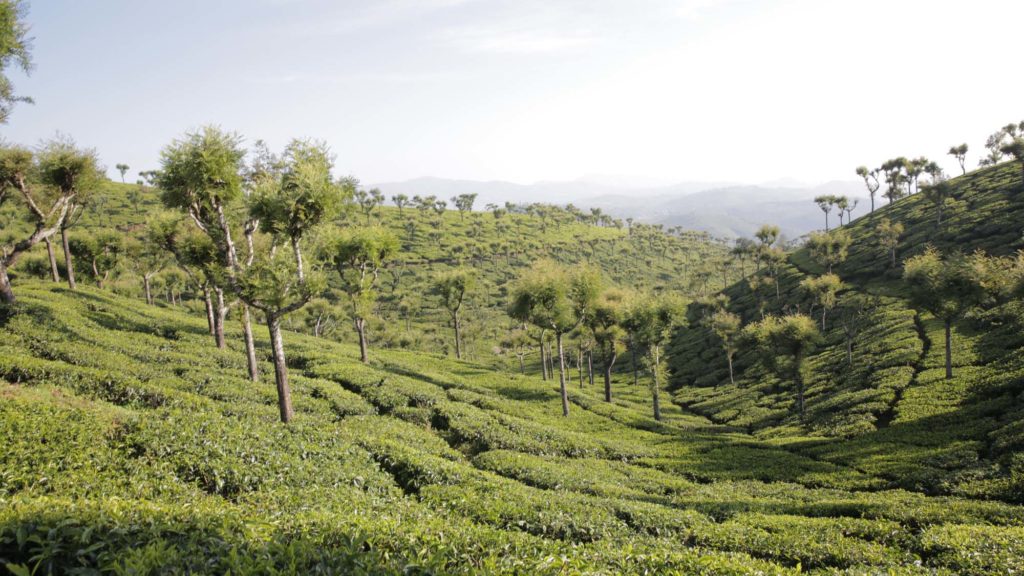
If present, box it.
[2,180,728,367]
[671,161,1024,504]
[3,282,1024,574]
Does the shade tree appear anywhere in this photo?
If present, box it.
[947,144,968,175]
[806,229,851,274]
[430,268,476,359]
[903,247,986,380]
[709,309,741,385]
[329,227,400,364]
[875,218,904,268]
[743,314,822,419]
[585,287,629,401]
[508,261,601,417]
[628,292,686,421]
[855,166,881,213]
[799,273,843,330]
[36,137,104,292]
[0,139,98,304]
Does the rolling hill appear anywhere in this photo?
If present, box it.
[2,162,1024,573]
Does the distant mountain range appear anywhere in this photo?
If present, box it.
[372,176,869,240]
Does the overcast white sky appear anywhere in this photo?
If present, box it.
[3,0,1022,186]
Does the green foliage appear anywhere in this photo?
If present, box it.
[903,247,984,325]
[0,0,31,124]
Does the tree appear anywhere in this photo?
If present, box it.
[391,193,409,216]
[159,129,340,422]
[0,145,78,303]
[806,229,850,274]
[876,218,904,268]
[814,194,836,231]
[979,125,1013,167]
[431,269,476,359]
[836,294,876,366]
[69,230,123,289]
[833,196,849,227]
[586,287,628,402]
[743,314,822,419]
[799,273,843,330]
[906,157,929,195]
[841,198,858,226]
[0,0,32,124]
[158,127,248,357]
[903,247,985,380]
[115,163,130,183]
[243,138,348,410]
[330,227,399,364]
[37,136,103,292]
[451,193,478,221]
[709,309,741,385]
[508,262,600,417]
[352,187,384,224]
[628,293,686,421]
[855,166,881,213]
[947,144,968,175]
[881,158,908,204]
[921,180,953,226]
[125,232,166,305]
[1000,134,1024,182]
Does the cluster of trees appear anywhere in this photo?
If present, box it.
[856,120,1024,212]
[506,261,685,421]
[855,157,943,213]
[813,194,858,231]
[0,137,103,304]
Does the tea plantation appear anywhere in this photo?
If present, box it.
[2,276,1023,574]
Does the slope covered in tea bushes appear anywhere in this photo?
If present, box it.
[2,282,1023,574]
[670,161,1024,504]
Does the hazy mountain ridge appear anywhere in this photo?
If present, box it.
[374,176,868,239]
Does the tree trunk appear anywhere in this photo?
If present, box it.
[795,352,805,420]
[242,303,259,382]
[578,345,584,388]
[651,347,662,421]
[587,351,594,387]
[945,319,953,380]
[266,314,294,423]
[213,288,227,349]
[143,276,153,305]
[726,352,735,385]
[891,247,897,268]
[518,354,525,374]
[603,348,617,402]
[204,287,215,336]
[546,342,554,380]
[61,227,76,290]
[846,336,853,365]
[44,237,60,282]
[0,259,15,304]
[539,338,548,380]
[91,258,101,288]
[357,317,369,363]
[630,336,639,386]
[453,312,462,359]
[822,307,827,330]
[556,332,569,417]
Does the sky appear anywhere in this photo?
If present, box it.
[2,0,1023,186]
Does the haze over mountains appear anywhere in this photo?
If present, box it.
[374,176,868,240]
